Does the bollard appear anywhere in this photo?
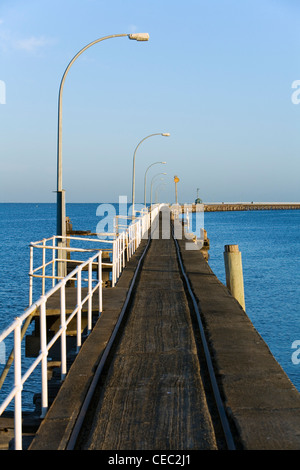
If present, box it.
[223,244,245,310]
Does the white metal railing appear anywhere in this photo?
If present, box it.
[29,235,110,306]
[0,204,161,450]
[0,249,103,450]
[29,206,155,304]
[171,204,181,220]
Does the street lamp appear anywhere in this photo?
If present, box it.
[150,172,167,207]
[144,161,166,207]
[174,175,180,205]
[55,32,149,276]
[132,133,170,217]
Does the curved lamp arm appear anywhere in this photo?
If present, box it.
[150,172,167,207]
[56,32,149,236]
[144,161,166,206]
[132,133,169,216]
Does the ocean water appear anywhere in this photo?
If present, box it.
[0,202,116,410]
[0,203,299,413]
[201,209,300,392]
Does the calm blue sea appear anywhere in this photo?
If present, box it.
[0,203,299,412]
[203,209,300,392]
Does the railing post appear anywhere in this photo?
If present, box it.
[14,318,22,450]
[117,235,120,274]
[122,232,125,268]
[139,220,142,245]
[126,232,129,262]
[40,298,48,418]
[42,239,46,295]
[133,223,135,251]
[119,235,121,274]
[60,282,67,381]
[134,223,137,252]
[29,245,33,306]
[117,236,120,277]
[88,261,92,333]
[120,235,123,272]
[98,251,102,316]
[76,269,82,352]
[112,241,116,287]
[52,237,56,287]
[131,224,134,255]
[143,216,146,238]
[128,226,132,258]
[136,222,139,250]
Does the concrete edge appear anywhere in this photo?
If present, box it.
[176,234,300,450]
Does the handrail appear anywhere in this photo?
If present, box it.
[0,248,103,449]
[29,233,117,304]
[0,204,162,450]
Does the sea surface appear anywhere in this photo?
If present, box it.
[0,203,299,412]
[202,209,300,393]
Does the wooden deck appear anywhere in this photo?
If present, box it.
[78,224,217,450]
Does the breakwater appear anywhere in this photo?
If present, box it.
[197,203,300,211]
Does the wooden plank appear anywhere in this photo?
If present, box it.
[80,222,218,450]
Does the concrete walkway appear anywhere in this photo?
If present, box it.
[176,223,300,450]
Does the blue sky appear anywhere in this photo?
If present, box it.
[1,0,300,203]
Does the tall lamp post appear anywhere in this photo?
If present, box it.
[55,32,149,276]
[132,133,170,217]
[174,175,180,205]
[144,161,166,207]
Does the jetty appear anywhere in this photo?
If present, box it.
[187,202,300,212]
[1,204,300,452]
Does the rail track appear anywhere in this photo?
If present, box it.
[172,228,235,450]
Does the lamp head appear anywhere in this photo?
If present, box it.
[128,33,149,41]
[161,133,170,136]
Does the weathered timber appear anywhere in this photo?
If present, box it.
[77,215,218,450]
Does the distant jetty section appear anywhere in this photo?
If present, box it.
[181,202,300,212]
